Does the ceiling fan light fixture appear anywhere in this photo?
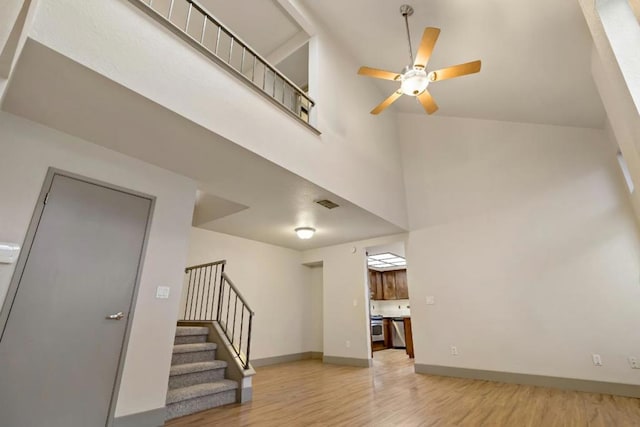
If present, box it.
[400,67,429,96]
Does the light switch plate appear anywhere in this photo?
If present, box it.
[156,286,170,299]
[592,354,603,366]
[426,296,435,305]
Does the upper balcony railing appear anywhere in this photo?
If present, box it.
[130,0,317,131]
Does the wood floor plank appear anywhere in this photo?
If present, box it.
[165,349,640,426]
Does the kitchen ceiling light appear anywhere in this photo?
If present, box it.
[295,227,316,239]
[367,252,407,268]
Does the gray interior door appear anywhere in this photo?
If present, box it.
[0,172,153,427]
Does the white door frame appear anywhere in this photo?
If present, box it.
[0,167,156,427]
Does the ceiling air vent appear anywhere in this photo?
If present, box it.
[316,199,340,209]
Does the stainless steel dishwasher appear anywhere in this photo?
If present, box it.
[391,317,406,349]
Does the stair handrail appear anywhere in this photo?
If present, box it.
[218,272,254,369]
[220,272,254,316]
[184,259,226,272]
[182,259,254,369]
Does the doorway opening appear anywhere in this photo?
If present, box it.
[365,241,413,363]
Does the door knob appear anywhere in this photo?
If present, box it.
[106,311,125,320]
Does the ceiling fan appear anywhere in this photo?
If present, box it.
[358,4,481,115]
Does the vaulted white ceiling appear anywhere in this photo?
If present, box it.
[300,0,605,128]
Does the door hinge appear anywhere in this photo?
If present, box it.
[44,193,49,205]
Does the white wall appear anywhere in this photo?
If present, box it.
[27,0,408,230]
[302,234,407,362]
[399,113,640,384]
[306,265,323,352]
[0,112,197,417]
[0,0,38,101]
[0,0,25,56]
[580,0,640,219]
[187,228,317,359]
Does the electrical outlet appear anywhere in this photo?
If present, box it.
[426,296,435,305]
[629,356,640,369]
[346,340,351,348]
[592,354,603,366]
[450,346,458,356]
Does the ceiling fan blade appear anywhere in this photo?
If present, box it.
[630,0,640,23]
[429,60,482,82]
[413,27,441,69]
[371,91,403,115]
[358,66,401,81]
[417,90,438,115]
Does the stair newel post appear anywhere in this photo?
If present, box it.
[183,268,193,321]
[245,311,253,369]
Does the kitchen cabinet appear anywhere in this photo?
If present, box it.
[368,270,383,300]
[370,269,408,300]
[371,317,413,358]
[395,270,409,299]
[382,271,396,300]
[403,317,414,358]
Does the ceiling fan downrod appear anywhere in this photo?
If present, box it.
[400,4,415,65]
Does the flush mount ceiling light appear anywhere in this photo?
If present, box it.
[357,4,482,115]
[295,227,316,239]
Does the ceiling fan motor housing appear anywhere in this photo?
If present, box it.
[400,66,429,96]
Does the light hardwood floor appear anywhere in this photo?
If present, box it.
[166,349,640,426]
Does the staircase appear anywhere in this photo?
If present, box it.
[166,326,238,420]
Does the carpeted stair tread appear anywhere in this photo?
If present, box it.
[173,342,217,354]
[170,361,227,376]
[175,326,209,336]
[166,380,238,405]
